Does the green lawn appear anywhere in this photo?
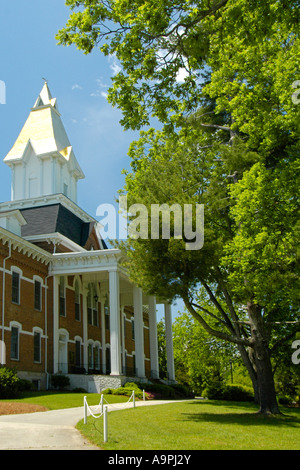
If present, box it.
[1,393,299,450]
[0,391,129,410]
[76,400,300,450]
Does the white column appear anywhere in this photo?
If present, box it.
[100,291,106,374]
[148,296,159,379]
[53,276,59,374]
[133,286,145,378]
[109,269,121,375]
[82,285,89,371]
[121,306,126,373]
[164,303,175,382]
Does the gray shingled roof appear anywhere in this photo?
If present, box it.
[20,203,102,248]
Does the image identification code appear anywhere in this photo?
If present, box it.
[108,454,192,467]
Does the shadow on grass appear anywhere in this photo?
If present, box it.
[180,400,300,428]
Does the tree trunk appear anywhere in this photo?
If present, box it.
[247,302,281,414]
[237,344,259,403]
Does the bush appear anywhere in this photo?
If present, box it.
[171,383,195,398]
[101,384,144,399]
[51,374,70,390]
[143,383,175,398]
[0,367,21,398]
[17,378,35,392]
[72,387,87,393]
[203,383,253,402]
[278,395,294,405]
[221,384,254,401]
[124,382,142,391]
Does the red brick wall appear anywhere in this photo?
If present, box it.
[0,240,152,380]
[0,242,49,374]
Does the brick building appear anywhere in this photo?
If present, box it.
[0,83,175,391]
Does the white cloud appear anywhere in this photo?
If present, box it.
[90,77,109,99]
[176,67,189,83]
[72,84,83,90]
[108,54,121,76]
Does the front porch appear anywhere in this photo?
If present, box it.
[50,248,175,384]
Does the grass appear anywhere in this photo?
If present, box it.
[0,390,129,410]
[76,399,300,450]
[1,393,299,450]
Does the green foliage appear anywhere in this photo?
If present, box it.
[0,367,21,398]
[51,374,70,390]
[123,382,142,391]
[203,383,254,402]
[57,0,300,414]
[17,378,35,392]
[143,383,175,399]
[102,382,144,398]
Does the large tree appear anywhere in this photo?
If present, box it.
[57,0,300,414]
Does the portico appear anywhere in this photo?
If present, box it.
[50,248,175,382]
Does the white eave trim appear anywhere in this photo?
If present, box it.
[0,193,96,224]
[0,227,52,265]
[23,232,87,253]
[50,248,123,275]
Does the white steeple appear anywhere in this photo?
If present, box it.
[4,81,85,203]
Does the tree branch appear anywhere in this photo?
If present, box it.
[183,294,251,347]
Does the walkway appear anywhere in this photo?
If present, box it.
[0,399,180,450]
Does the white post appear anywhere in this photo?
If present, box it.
[133,390,135,408]
[143,389,145,401]
[103,405,108,443]
[84,396,87,424]
[101,394,104,414]
[133,286,145,378]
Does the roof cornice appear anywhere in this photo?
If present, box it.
[0,194,97,224]
[0,227,52,265]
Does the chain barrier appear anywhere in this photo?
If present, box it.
[83,390,137,443]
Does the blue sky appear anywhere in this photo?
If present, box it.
[0,0,137,214]
[0,0,183,320]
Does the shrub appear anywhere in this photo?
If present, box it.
[171,383,194,398]
[0,367,21,398]
[221,384,254,401]
[203,383,253,402]
[202,382,224,400]
[72,387,87,393]
[101,385,143,399]
[144,383,175,398]
[51,374,70,390]
[17,378,35,392]
[124,382,142,391]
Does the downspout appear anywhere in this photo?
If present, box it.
[1,241,12,365]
